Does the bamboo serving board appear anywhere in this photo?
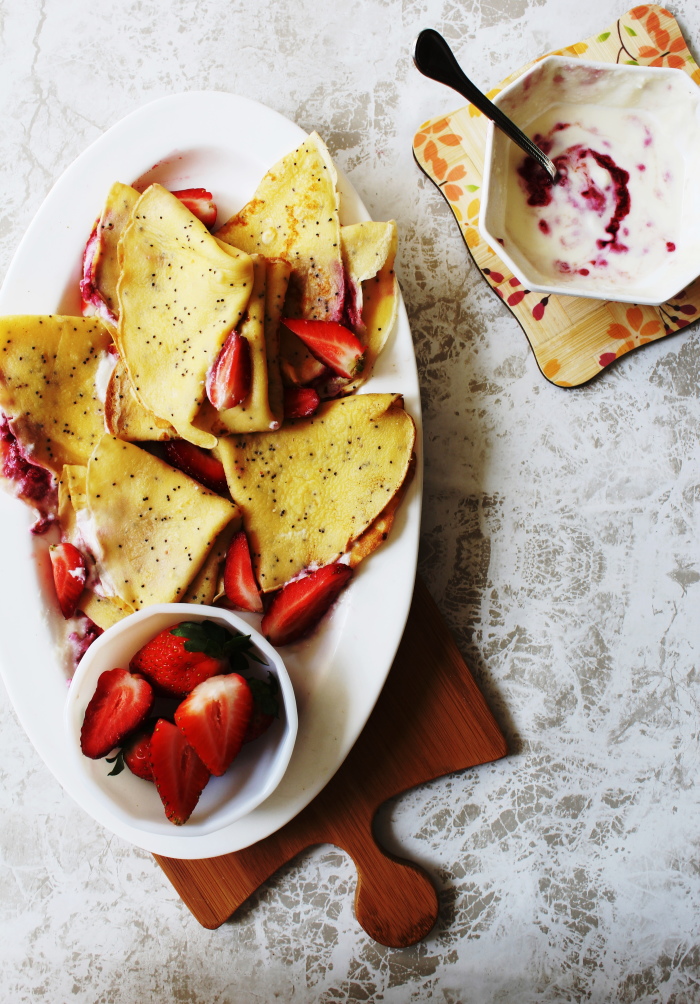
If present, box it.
[155,577,507,947]
[413,5,700,387]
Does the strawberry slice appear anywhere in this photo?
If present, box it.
[261,562,353,646]
[162,440,228,495]
[171,188,217,229]
[206,330,252,410]
[122,719,158,781]
[150,718,211,825]
[174,674,254,776]
[49,542,87,618]
[283,386,320,419]
[80,668,154,759]
[281,319,365,380]
[224,531,263,613]
[130,625,226,697]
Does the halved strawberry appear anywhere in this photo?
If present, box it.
[130,625,226,697]
[261,562,353,646]
[283,386,320,419]
[150,718,210,825]
[80,668,154,759]
[171,188,217,229]
[161,440,228,495]
[224,531,263,613]
[123,718,158,781]
[49,542,87,618]
[281,319,365,380]
[206,330,252,410]
[174,674,253,776]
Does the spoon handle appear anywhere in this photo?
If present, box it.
[413,28,557,181]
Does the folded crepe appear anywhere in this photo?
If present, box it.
[217,133,344,386]
[196,255,289,435]
[116,184,254,448]
[92,181,140,323]
[81,435,240,610]
[0,315,113,475]
[217,393,415,592]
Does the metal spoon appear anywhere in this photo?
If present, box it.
[413,28,558,183]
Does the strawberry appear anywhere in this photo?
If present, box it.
[49,542,87,618]
[161,440,229,495]
[130,625,226,697]
[175,674,254,776]
[224,531,263,613]
[281,319,365,380]
[80,668,154,759]
[149,718,210,825]
[123,718,158,781]
[171,188,217,229]
[261,562,353,646]
[206,330,252,410]
[283,386,320,419]
[243,674,279,744]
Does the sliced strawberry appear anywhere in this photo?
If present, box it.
[130,625,226,697]
[283,386,320,419]
[175,674,253,776]
[123,718,158,781]
[162,440,228,495]
[207,330,252,410]
[49,542,87,618]
[80,668,154,759]
[150,718,210,825]
[171,188,217,229]
[224,531,263,613]
[281,319,365,380]
[261,562,353,646]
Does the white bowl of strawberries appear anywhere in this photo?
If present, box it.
[64,604,297,836]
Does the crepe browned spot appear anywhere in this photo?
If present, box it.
[116,184,254,448]
[217,393,415,592]
[85,435,239,609]
[217,133,344,386]
[0,315,113,475]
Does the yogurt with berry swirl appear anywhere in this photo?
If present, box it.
[506,103,681,286]
[480,58,700,304]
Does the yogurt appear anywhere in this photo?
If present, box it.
[505,103,681,286]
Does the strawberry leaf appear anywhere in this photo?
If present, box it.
[247,673,279,717]
[170,620,267,671]
[106,750,126,776]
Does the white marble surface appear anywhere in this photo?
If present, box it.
[2,0,700,1000]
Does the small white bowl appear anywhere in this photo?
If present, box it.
[64,604,297,838]
[480,56,700,305]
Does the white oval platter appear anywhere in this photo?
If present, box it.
[0,91,422,859]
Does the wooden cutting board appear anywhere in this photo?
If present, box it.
[155,576,507,947]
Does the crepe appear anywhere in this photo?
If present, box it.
[196,255,289,435]
[84,435,240,609]
[116,184,254,448]
[104,356,177,442]
[0,315,113,475]
[217,393,415,592]
[217,133,344,386]
[93,181,140,321]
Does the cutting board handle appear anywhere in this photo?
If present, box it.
[347,835,438,947]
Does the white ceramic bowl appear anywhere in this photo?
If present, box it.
[479,56,700,304]
[64,604,298,839]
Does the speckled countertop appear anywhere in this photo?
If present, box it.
[3,1,700,1001]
